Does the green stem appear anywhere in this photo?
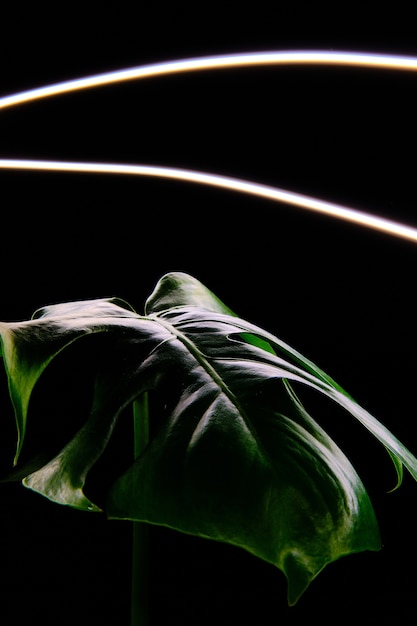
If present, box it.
[131,393,150,626]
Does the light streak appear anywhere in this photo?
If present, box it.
[1,50,416,243]
[1,158,417,243]
[1,50,417,111]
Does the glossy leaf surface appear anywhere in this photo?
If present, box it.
[1,271,417,604]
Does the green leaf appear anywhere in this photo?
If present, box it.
[1,271,417,604]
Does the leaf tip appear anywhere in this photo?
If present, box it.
[283,550,316,606]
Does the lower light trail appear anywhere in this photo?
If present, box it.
[1,158,416,243]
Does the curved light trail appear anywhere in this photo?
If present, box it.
[1,50,417,110]
[1,158,417,243]
[0,50,416,243]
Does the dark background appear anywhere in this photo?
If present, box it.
[1,4,417,625]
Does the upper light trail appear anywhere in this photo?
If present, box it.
[1,50,417,110]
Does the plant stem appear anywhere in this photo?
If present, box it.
[131,393,150,626]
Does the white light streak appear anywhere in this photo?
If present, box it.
[1,50,416,243]
[1,158,417,243]
[1,50,417,110]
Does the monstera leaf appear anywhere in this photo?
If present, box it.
[1,271,417,605]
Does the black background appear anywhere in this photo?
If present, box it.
[1,4,417,625]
